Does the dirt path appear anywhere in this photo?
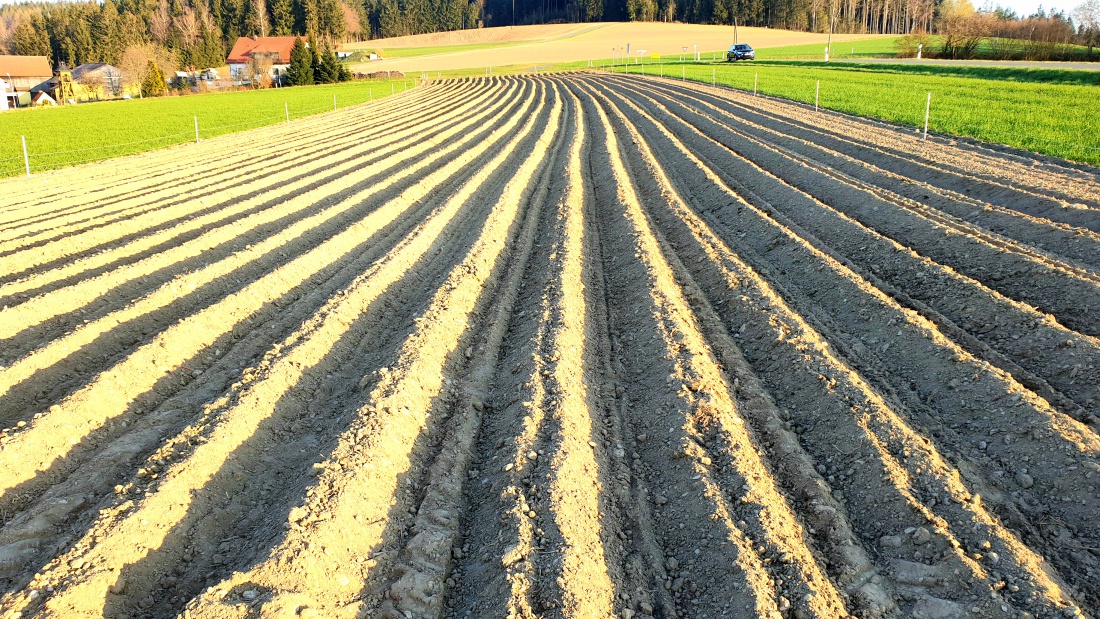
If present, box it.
[0,74,1097,619]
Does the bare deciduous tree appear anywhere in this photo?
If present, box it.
[76,71,104,100]
[119,43,178,95]
[1075,0,1100,55]
[149,0,172,44]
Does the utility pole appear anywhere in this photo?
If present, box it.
[825,2,841,61]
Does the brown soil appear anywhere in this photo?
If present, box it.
[0,73,1097,619]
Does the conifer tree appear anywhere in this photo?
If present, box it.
[140,59,168,96]
[285,36,313,85]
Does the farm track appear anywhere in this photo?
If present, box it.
[0,73,1096,619]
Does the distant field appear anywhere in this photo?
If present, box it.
[753,36,902,59]
[349,22,875,73]
[347,42,520,61]
[0,78,411,176]
[750,34,1097,61]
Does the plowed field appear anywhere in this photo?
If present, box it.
[0,74,1098,619]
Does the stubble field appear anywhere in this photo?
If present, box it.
[0,74,1098,619]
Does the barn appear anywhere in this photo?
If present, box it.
[0,55,53,109]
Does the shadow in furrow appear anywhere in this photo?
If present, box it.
[86,106,535,615]
[0,84,467,251]
[0,85,445,222]
[0,90,485,288]
[0,84,526,430]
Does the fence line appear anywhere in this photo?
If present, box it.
[674,67,1099,159]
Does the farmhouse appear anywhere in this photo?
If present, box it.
[227,36,301,82]
[0,55,53,108]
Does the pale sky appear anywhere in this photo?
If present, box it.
[979,0,1083,18]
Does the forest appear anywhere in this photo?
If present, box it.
[0,0,1095,70]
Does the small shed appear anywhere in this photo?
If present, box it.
[32,91,56,106]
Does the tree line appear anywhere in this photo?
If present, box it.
[0,0,1096,75]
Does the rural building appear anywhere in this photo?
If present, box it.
[70,63,123,100]
[31,91,56,106]
[227,36,300,82]
[0,55,53,108]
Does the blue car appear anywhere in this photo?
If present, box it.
[727,44,755,61]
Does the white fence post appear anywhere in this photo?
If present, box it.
[924,92,931,140]
[815,80,820,112]
[754,73,758,96]
[21,136,29,177]
[194,116,199,143]
[682,66,685,80]
[712,68,715,86]
[285,102,289,124]
[334,94,337,111]
[392,83,395,95]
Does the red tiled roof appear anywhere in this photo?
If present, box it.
[0,55,52,78]
[226,37,301,64]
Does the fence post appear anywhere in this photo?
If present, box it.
[924,91,932,140]
[682,66,685,80]
[712,68,715,86]
[392,83,395,95]
[815,80,820,112]
[194,116,199,143]
[370,87,373,101]
[21,136,29,177]
[285,102,289,124]
[334,94,337,111]
[754,73,758,96]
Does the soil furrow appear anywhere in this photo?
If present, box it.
[597,78,1100,423]
[0,87,471,281]
[578,78,851,619]
[2,73,1098,619]
[586,74,1093,617]
[1,77,551,619]
[605,77,1100,342]
[0,80,531,588]
[635,75,1100,215]
[0,88,466,275]
[0,83,462,242]
[0,83,435,215]
[172,78,560,619]
[0,80,516,352]
[631,80,1100,272]
[0,80,541,517]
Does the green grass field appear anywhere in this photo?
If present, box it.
[539,58,1098,165]
[751,36,902,60]
[0,78,412,177]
